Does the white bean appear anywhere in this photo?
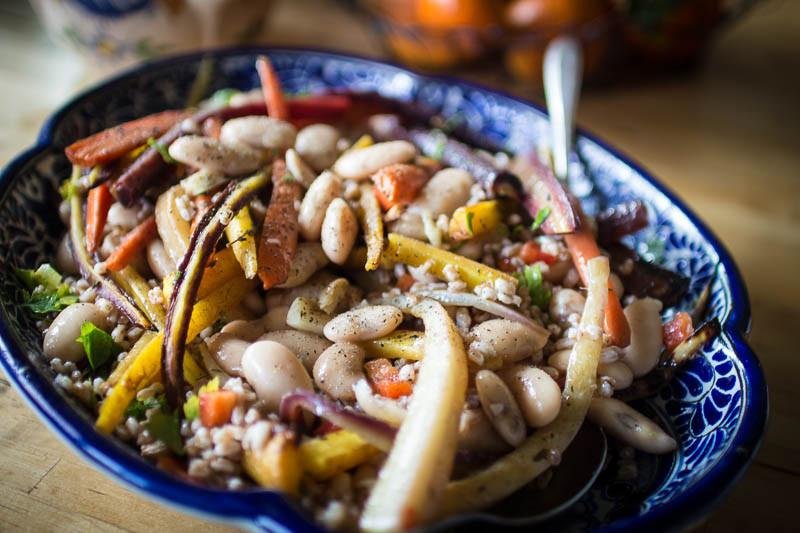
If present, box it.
[168,135,264,175]
[323,305,403,342]
[391,168,473,239]
[241,340,313,411]
[43,303,108,362]
[298,171,341,241]
[546,349,571,374]
[220,319,266,342]
[107,202,141,230]
[457,408,510,454]
[498,365,562,428]
[332,141,416,180]
[313,342,366,401]
[475,370,526,446]
[260,329,332,372]
[549,288,586,323]
[263,305,289,332]
[295,124,341,171]
[285,148,317,188]
[320,198,358,265]
[598,360,634,390]
[277,243,329,288]
[588,397,677,454]
[220,116,296,152]
[468,319,548,369]
[146,239,175,280]
[205,332,250,376]
[621,297,664,377]
[286,297,331,335]
[56,233,78,276]
[318,278,351,315]
[154,185,191,265]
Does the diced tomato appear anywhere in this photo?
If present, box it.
[314,419,341,437]
[663,311,694,352]
[199,390,237,428]
[497,257,517,273]
[519,241,557,265]
[365,359,413,399]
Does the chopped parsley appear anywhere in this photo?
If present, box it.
[147,137,176,164]
[516,264,551,310]
[430,130,447,161]
[15,264,78,314]
[145,410,184,455]
[530,207,551,232]
[76,322,122,371]
[125,396,165,420]
[209,87,239,108]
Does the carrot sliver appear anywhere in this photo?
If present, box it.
[365,358,413,399]
[199,390,238,428]
[65,110,186,167]
[257,160,301,289]
[371,164,429,210]
[105,216,158,272]
[86,183,113,253]
[663,311,694,352]
[256,55,289,120]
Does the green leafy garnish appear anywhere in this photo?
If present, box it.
[183,377,220,421]
[516,264,551,310]
[145,410,184,455]
[210,88,239,108]
[465,211,475,236]
[15,264,78,314]
[76,322,122,371]
[147,137,176,164]
[125,396,165,420]
[530,207,551,232]
[430,130,447,161]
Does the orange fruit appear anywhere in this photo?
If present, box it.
[415,0,503,29]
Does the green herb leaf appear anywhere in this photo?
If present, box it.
[16,264,78,314]
[516,264,551,310]
[530,207,551,232]
[430,130,447,161]
[147,137,176,164]
[465,211,475,236]
[145,410,184,455]
[210,88,239,108]
[76,322,122,371]
[125,396,164,420]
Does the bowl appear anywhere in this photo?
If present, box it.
[0,47,767,531]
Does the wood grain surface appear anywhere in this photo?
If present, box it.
[1,0,797,531]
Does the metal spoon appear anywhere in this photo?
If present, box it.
[543,35,583,181]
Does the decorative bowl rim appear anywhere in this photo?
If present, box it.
[0,45,768,532]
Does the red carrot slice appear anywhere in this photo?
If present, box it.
[365,359,413,399]
[663,311,694,353]
[65,110,186,167]
[257,160,301,289]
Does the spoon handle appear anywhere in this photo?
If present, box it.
[543,36,583,181]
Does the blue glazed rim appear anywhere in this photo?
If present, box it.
[0,47,768,532]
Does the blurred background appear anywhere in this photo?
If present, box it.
[1,0,798,531]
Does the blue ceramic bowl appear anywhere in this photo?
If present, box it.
[0,48,767,531]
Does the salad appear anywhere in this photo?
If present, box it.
[23,56,719,531]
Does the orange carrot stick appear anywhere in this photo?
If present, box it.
[663,311,694,352]
[564,228,631,347]
[105,216,158,272]
[256,55,289,120]
[86,183,113,253]
[257,160,301,289]
[65,110,186,167]
[371,164,429,210]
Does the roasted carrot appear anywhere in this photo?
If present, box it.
[85,183,113,253]
[396,273,415,291]
[256,55,289,120]
[663,311,694,353]
[65,110,186,167]
[257,160,302,289]
[199,390,238,428]
[371,164,429,210]
[287,94,352,119]
[365,358,413,399]
[564,228,631,347]
[519,241,556,265]
[105,216,158,272]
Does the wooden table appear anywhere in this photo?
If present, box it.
[1,0,797,530]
